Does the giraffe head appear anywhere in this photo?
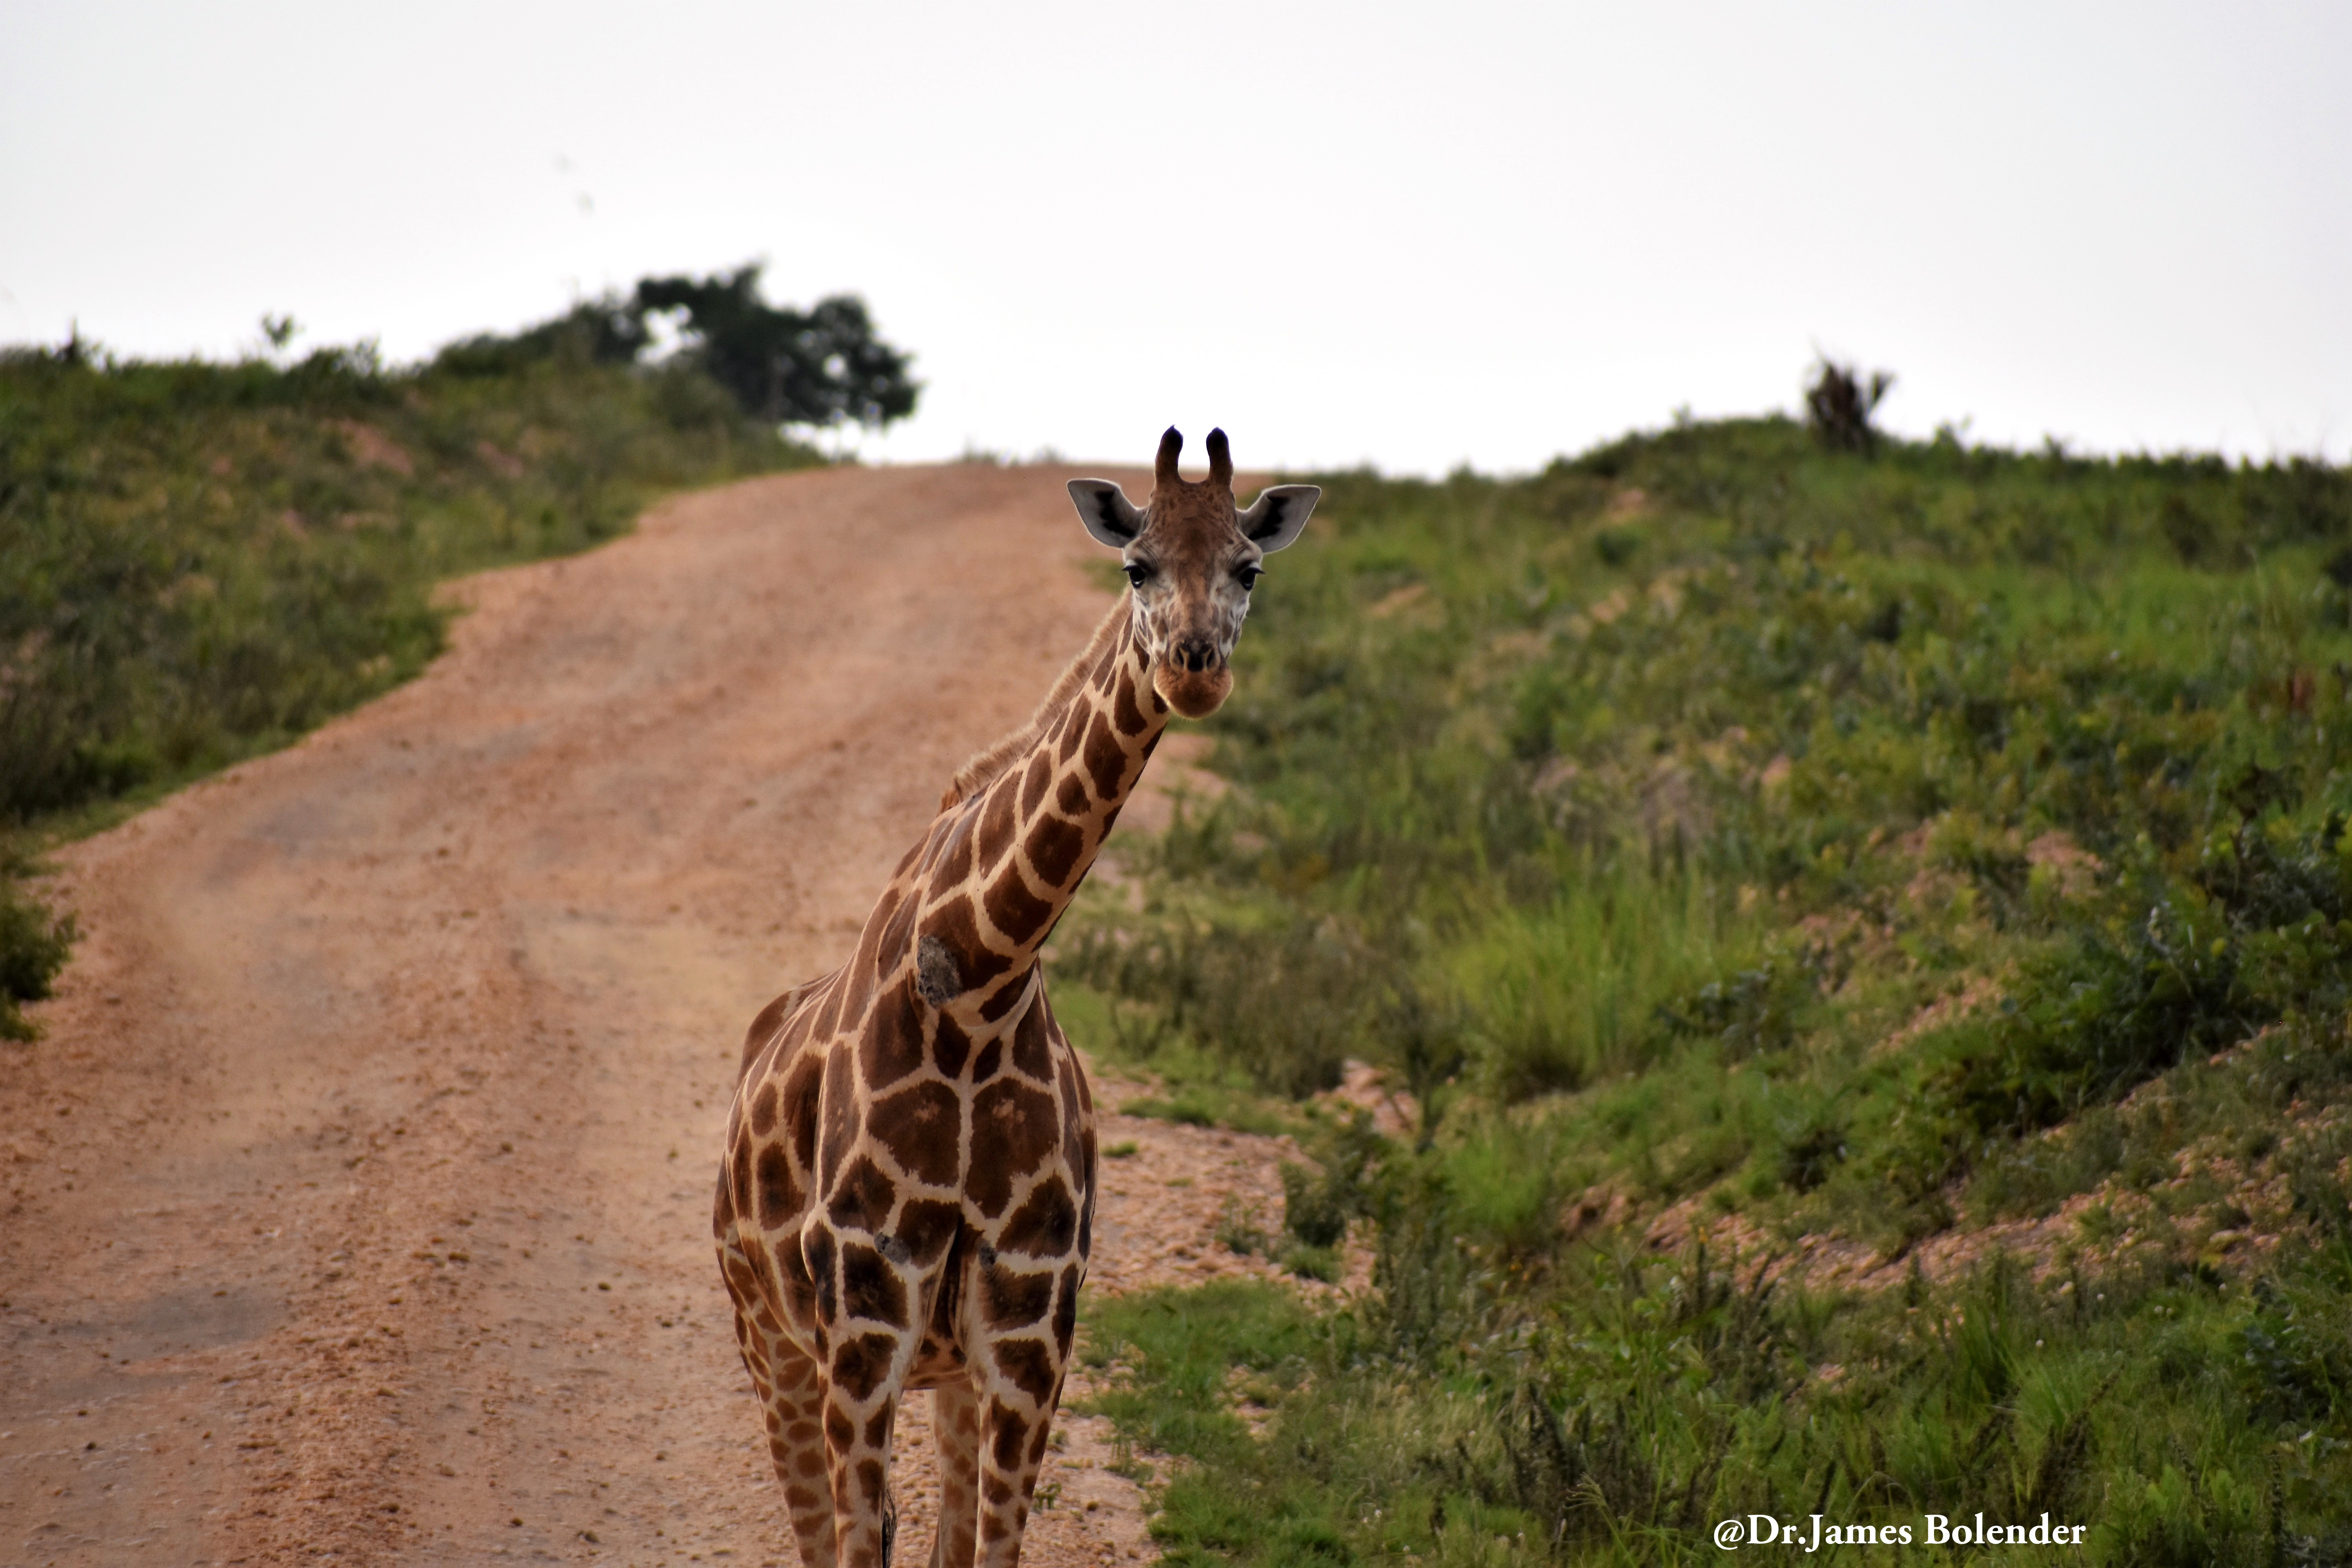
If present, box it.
[1067,427,1320,718]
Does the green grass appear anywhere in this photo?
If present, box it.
[1050,416,2352,1562]
[1049,978,1308,1137]
[0,332,820,1027]
[1086,1242,2352,1566]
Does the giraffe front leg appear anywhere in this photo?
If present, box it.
[763,1335,844,1568]
[928,1380,984,1568]
[971,1334,1067,1568]
[722,1243,838,1568]
[823,1327,913,1568]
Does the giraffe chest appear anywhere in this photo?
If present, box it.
[720,966,1097,1362]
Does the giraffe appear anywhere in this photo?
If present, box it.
[715,428,1320,1568]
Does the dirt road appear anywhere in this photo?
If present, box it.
[1,465,1309,1567]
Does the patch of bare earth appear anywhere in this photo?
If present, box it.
[0,463,1316,1568]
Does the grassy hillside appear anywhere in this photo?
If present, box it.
[1055,419,2352,1564]
[0,333,819,1034]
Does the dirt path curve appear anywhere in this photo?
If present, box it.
[2,465,1312,1568]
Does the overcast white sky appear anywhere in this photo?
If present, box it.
[4,2,2347,474]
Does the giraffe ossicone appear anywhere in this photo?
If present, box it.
[716,430,1320,1568]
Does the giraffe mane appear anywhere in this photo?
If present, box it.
[939,594,1131,812]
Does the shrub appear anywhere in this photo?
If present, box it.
[1804,359,1895,454]
[0,868,74,1039]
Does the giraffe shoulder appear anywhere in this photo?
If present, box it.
[736,967,839,1084]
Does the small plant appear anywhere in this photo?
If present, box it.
[1592,526,1641,567]
[1280,1114,1386,1250]
[1120,1095,1214,1128]
[1214,1196,1273,1256]
[0,867,75,1040]
[1102,1139,1140,1159]
[1279,1242,1340,1282]
[1804,358,1895,454]
[1281,1161,1348,1249]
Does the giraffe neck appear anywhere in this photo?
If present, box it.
[912,600,1169,1011]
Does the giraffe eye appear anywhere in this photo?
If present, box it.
[1238,565,1263,591]
[1123,563,1151,589]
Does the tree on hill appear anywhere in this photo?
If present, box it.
[634,268,916,429]
[434,264,918,431]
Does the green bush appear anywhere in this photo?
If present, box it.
[0,867,74,1040]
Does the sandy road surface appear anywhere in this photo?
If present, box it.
[1,465,1311,1567]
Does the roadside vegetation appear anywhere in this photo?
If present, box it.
[1059,377,2352,1564]
[0,267,914,1036]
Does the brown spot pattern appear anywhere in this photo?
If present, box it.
[858,981,925,1087]
[730,1137,754,1221]
[871,1080,961,1186]
[1051,1265,1079,1354]
[839,1242,908,1327]
[832,1331,899,1402]
[826,1154,899,1233]
[804,1226,838,1321]
[755,1144,802,1227]
[818,1044,855,1176]
[785,1054,823,1173]
[1083,709,1127,800]
[1025,815,1085,889]
[980,1265,1054,1330]
[920,898,1011,989]
[1112,667,1148,735]
[978,979,1029,1024]
[989,1401,1026,1471]
[968,1080,1058,1217]
[982,861,1054,948]
[933,816,974,893]
[975,776,1018,868]
[1020,752,1051,818]
[895,1197,963,1269]
[998,1174,1077,1258]
[931,1011,971,1077]
[994,1337,1057,1403]
[1010,1000,1052,1082]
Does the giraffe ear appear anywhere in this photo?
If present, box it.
[1068,479,1144,548]
[1238,484,1320,553]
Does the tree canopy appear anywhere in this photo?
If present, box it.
[435,264,918,429]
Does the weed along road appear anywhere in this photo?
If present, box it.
[1,464,1296,1566]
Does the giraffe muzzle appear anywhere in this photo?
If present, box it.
[1173,637,1221,675]
[1153,639,1233,718]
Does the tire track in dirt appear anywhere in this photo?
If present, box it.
[0,464,1306,1567]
